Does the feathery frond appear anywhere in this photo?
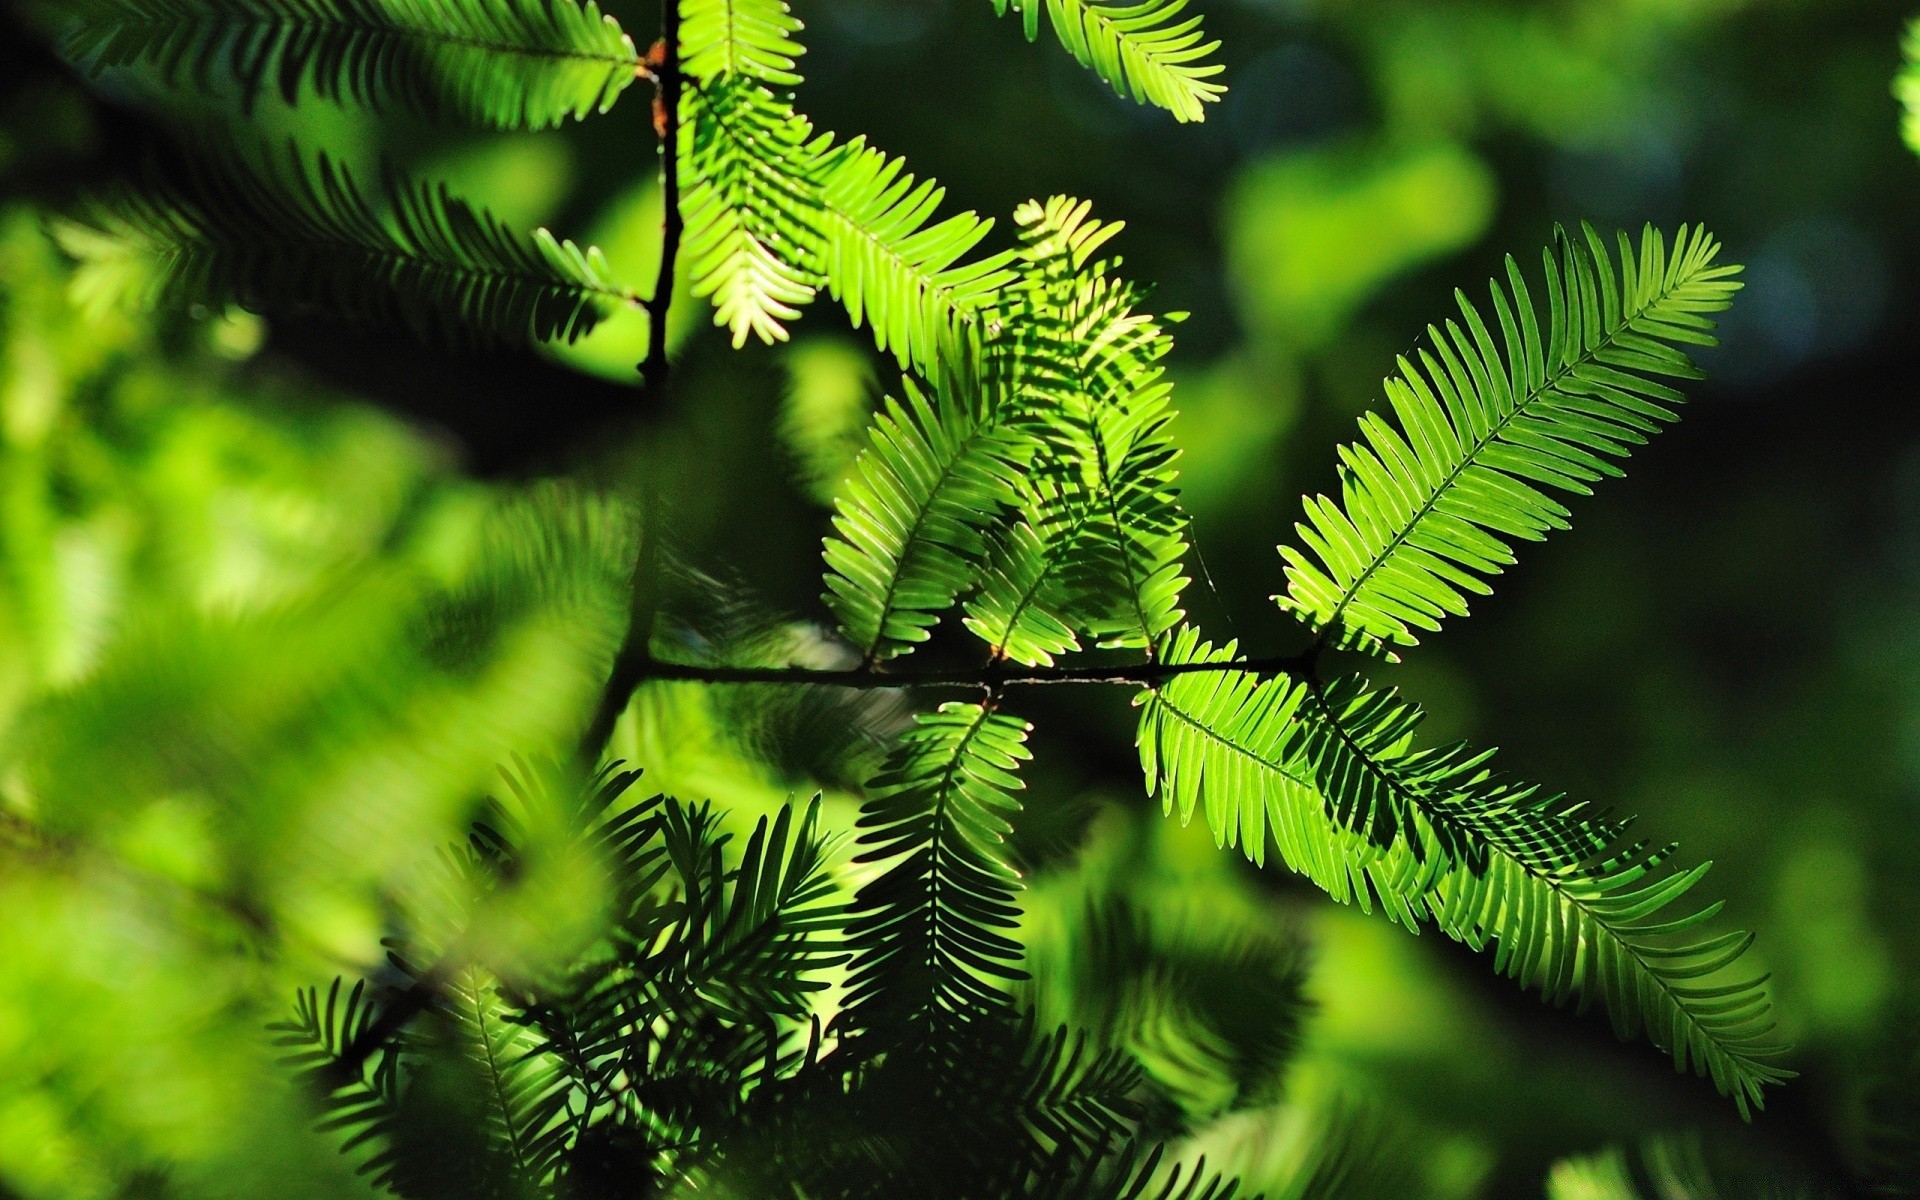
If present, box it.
[50,0,641,128]
[818,139,1017,374]
[963,197,1190,661]
[61,143,634,343]
[843,702,1033,1047]
[269,980,408,1189]
[1136,629,1789,1116]
[679,74,825,346]
[680,0,805,86]
[1279,224,1741,653]
[657,796,847,1020]
[822,380,1033,663]
[990,0,1225,123]
[439,967,575,1187]
[964,473,1095,666]
[677,5,1013,367]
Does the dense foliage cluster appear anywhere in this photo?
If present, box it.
[6,0,1920,1196]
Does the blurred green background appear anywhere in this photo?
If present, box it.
[4,0,1920,1195]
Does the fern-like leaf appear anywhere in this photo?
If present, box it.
[679,74,826,346]
[990,0,1225,123]
[1136,629,1789,1116]
[964,473,1094,666]
[666,796,847,1019]
[61,143,635,343]
[680,0,805,87]
[822,380,1033,662]
[49,0,641,128]
[1279,224,1742,652]
[678,4,1015,369]
[961,197,1190,661]
[843,702,1033,1047]
[818,139,1017,374]
[441,967,575,1186]
[269,979,408,1188]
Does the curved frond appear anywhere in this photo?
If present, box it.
[679,74,826,346]
[819,138,1017,374]
[1136,629,1790,1116]
[822,380,1032,663]
[990,0,1224,123]
[1278,224,1742,652]
[963,197,1189,662]
[60,143,635,343]
[268,979,407,1188]
[677,13,1014,366]
[441,968,575,1187]
[51,0,640,127]
[843,702,1033,1047]
[963,473,1094,666]
[664,796,847,1019]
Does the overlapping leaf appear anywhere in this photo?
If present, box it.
[678,0,1014,369]
[679,75,826,346]
[990,0,1225,123]
[1279,224,1742,652]
[822,380,1033,662]
[843,702,1033,1046]
[962,197,1190,662]
[1136,628,1788,1116]
[61,143,634,343]
[49,0,641,127]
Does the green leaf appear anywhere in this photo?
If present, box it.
[989,0,1225,123]
[677,5,1014,368]
[680,0,805,87]
[439,967,575,1188]
[844,702,1033,1045]
[818,138,1017,374]
[60,143,637,344]
[679,74,827,346]
[1136,628,1790,1117]
[962,197,1190,661]
[49,0,642,128]
[268,979,407,1188]
[1900,18,1920,157]
[1278,224,1742,652]
[821,379,1032,663]
[963,474,1093,666]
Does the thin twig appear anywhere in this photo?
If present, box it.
[638,2,682,396]
[580,3,683,762]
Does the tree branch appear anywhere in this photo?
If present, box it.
[638,2,683,395]
[580,2,682,762]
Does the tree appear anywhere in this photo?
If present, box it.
[0,0,1846,1194]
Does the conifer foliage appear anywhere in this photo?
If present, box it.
[35,0,1796,1191]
